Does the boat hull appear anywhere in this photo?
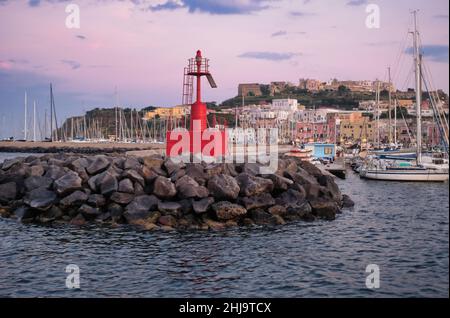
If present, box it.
[360,169,449,182]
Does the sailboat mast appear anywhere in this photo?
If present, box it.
[413,10,422,164]
[388,67,392,144]
[24,91,28,141]
[50,84,53,142]
[33,100,36,142]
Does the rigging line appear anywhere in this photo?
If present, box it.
[392,30,411,85]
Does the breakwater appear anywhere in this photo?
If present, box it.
[0,141,165,154]
[0,153,354,230]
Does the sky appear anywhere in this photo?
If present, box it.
[0,0,449,138]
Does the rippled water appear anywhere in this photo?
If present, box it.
[0,153,448,297]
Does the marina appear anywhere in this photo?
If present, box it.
[0,0,448,301]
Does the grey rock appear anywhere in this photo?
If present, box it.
[0,182,17,204]
[235,173,274,197]
[185,163,207,186]
[24,176,53,192]
[78,204,101,219]
[100,172,118,196]
[207,174,240,201]
[59,190,88,209]
[30,165,45,177]
[87,194,106,208]
[342,194,355,208]
[157,201,182,216]
[24,187,57,210]
[153,176,176,199]
[121,169,145,187]
[240,193,275,210]
[44,165,66,180]
[54,172,82,196]
[164,158,185,175]
[309,200,340,221]
[275,189,306,208]
[123,157,141,171]
[212,201,247,221]
[86,155,110,175]
[2,158,23,170]
[110,192,135,205]
[192,197,214,214]
[118,178,134,194]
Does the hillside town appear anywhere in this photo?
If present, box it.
[139,79,449,149]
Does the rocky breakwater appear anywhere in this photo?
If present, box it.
[0,153,354,231]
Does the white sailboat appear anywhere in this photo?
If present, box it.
[360,11,449,182]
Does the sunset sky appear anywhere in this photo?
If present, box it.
[0,0,448,138]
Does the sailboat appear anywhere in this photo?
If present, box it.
[360,11,449,182]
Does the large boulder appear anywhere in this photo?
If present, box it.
[86,155,110,175]
[123,195,160,223]
[175,175,208,199]
[87,194,106,208]
[164,158,185,175]
[0,182,17,204]
[248,209,282,225]
[235,173,274,197]
[24,176,53,192]
[59,190,88,209]
[123,157,141,171]
[44,165,66,180]
[2,158,23,171]
[263,174,293,192]
[185,163,207,186]
[29,165,45,177]
[240,193,275,210]
[212,201,247,221]
[317,175,342,204]
[118,178,134,194]
[110,192,135,205]
[121,169,145,187]
[157,201,182,216]
[309,200,340,221]
[24,187,57,210]
[153,176,176,199]
[275,189,306,208]
[78,204,101,220]
[342,194,355,208]
[54,172,82,196]
[142,156,164,170]
[207,174,240,201]
[99,172,118,196]
[192,197,214,214]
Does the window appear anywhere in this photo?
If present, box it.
[324,147,333,155]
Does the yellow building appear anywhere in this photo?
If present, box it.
[340,116,375,143]
[143,105,188,120]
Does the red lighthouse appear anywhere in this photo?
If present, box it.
[166,50,227,158]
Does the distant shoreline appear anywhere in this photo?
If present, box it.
[0,141,165,154]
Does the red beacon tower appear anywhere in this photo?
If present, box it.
[166,50,227,158]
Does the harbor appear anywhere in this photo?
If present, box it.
[0,0,448,301]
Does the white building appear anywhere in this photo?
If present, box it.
[272,99,298,112]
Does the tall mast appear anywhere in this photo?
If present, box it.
[24,91,28,141]
[115,87,118,142]
[33,100,36,142]
[413,10,422,164]
[388,67,392,144]
[394,98,397,145]
[50,84,53,142]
